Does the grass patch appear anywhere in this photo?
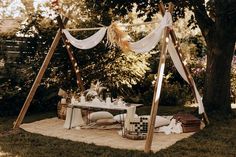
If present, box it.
[0,108,236,157]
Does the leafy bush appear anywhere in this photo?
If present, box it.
[0,57,60,116]
[160,82,192,106]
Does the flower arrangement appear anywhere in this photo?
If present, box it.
[107,22,131,52]
[85,80,106,101]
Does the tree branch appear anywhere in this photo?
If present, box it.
[191,1,215,38]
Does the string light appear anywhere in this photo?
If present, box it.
[165,37,169,43]
[183,60,187,65]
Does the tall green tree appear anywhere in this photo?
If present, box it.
[88,0,236,116]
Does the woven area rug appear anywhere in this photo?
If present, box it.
[20,117,194,153]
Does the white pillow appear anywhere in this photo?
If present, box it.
[155,116,170,127]
[96,118,117,125]
[113,113,139,123]
[139,115,170,128]
[88,111,113,122]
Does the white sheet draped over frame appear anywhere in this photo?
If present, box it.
[129,12,205,113]
[168,40,205,114]
[129,12,172,53]
[62,27,107,49]
[61,11,205,114]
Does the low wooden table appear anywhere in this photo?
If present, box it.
[65,101,143,129]
[70,102,142,111]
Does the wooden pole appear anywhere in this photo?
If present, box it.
[169,30,209,124]
[13,15,86,128]
[158,2,209,124]
[13,29,62,129]
[144,27,170,153]
[56,16,84,92]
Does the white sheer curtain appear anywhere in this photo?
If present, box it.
[129,12,172,53]
[129,11,205,114]
[168,40,205,114]
[61,12,204,114]
[168,41,189,83]
[62,27,107,49]
[129,11,204,113]
[193,83,205,114]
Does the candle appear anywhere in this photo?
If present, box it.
[61,98,66,104]
[80,94,85,103]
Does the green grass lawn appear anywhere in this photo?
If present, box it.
[0,107,236,157]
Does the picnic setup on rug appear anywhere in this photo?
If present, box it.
[14,2,209,153]
[58,80,202,140]
[58,84,202,140]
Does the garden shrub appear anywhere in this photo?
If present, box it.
[160,82,192,106]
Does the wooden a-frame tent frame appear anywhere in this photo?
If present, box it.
[13,2,209,153]
[144,3,209,152]
[13,16,85,129]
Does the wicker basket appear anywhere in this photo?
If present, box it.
[57,101,68,120]
[123,131,147,140]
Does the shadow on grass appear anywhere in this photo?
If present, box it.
[0,109,236,157]
[0,129,153,157]
[136,105,197,116]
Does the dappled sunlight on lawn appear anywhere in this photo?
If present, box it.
[0,146,15,157]
[186,103,236,109]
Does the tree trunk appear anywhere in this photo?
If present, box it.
[203,11,235,116]
[203,32,235,116]
[194,0,236,116]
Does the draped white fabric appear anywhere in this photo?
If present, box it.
[62,12,172,52]
[167,41,189,83]
[128,11,205,114]
[129,12,172,53]
[62,27,107,49]
[168,40,204,114]
[61,11,205,114]
[193,83,205,114]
